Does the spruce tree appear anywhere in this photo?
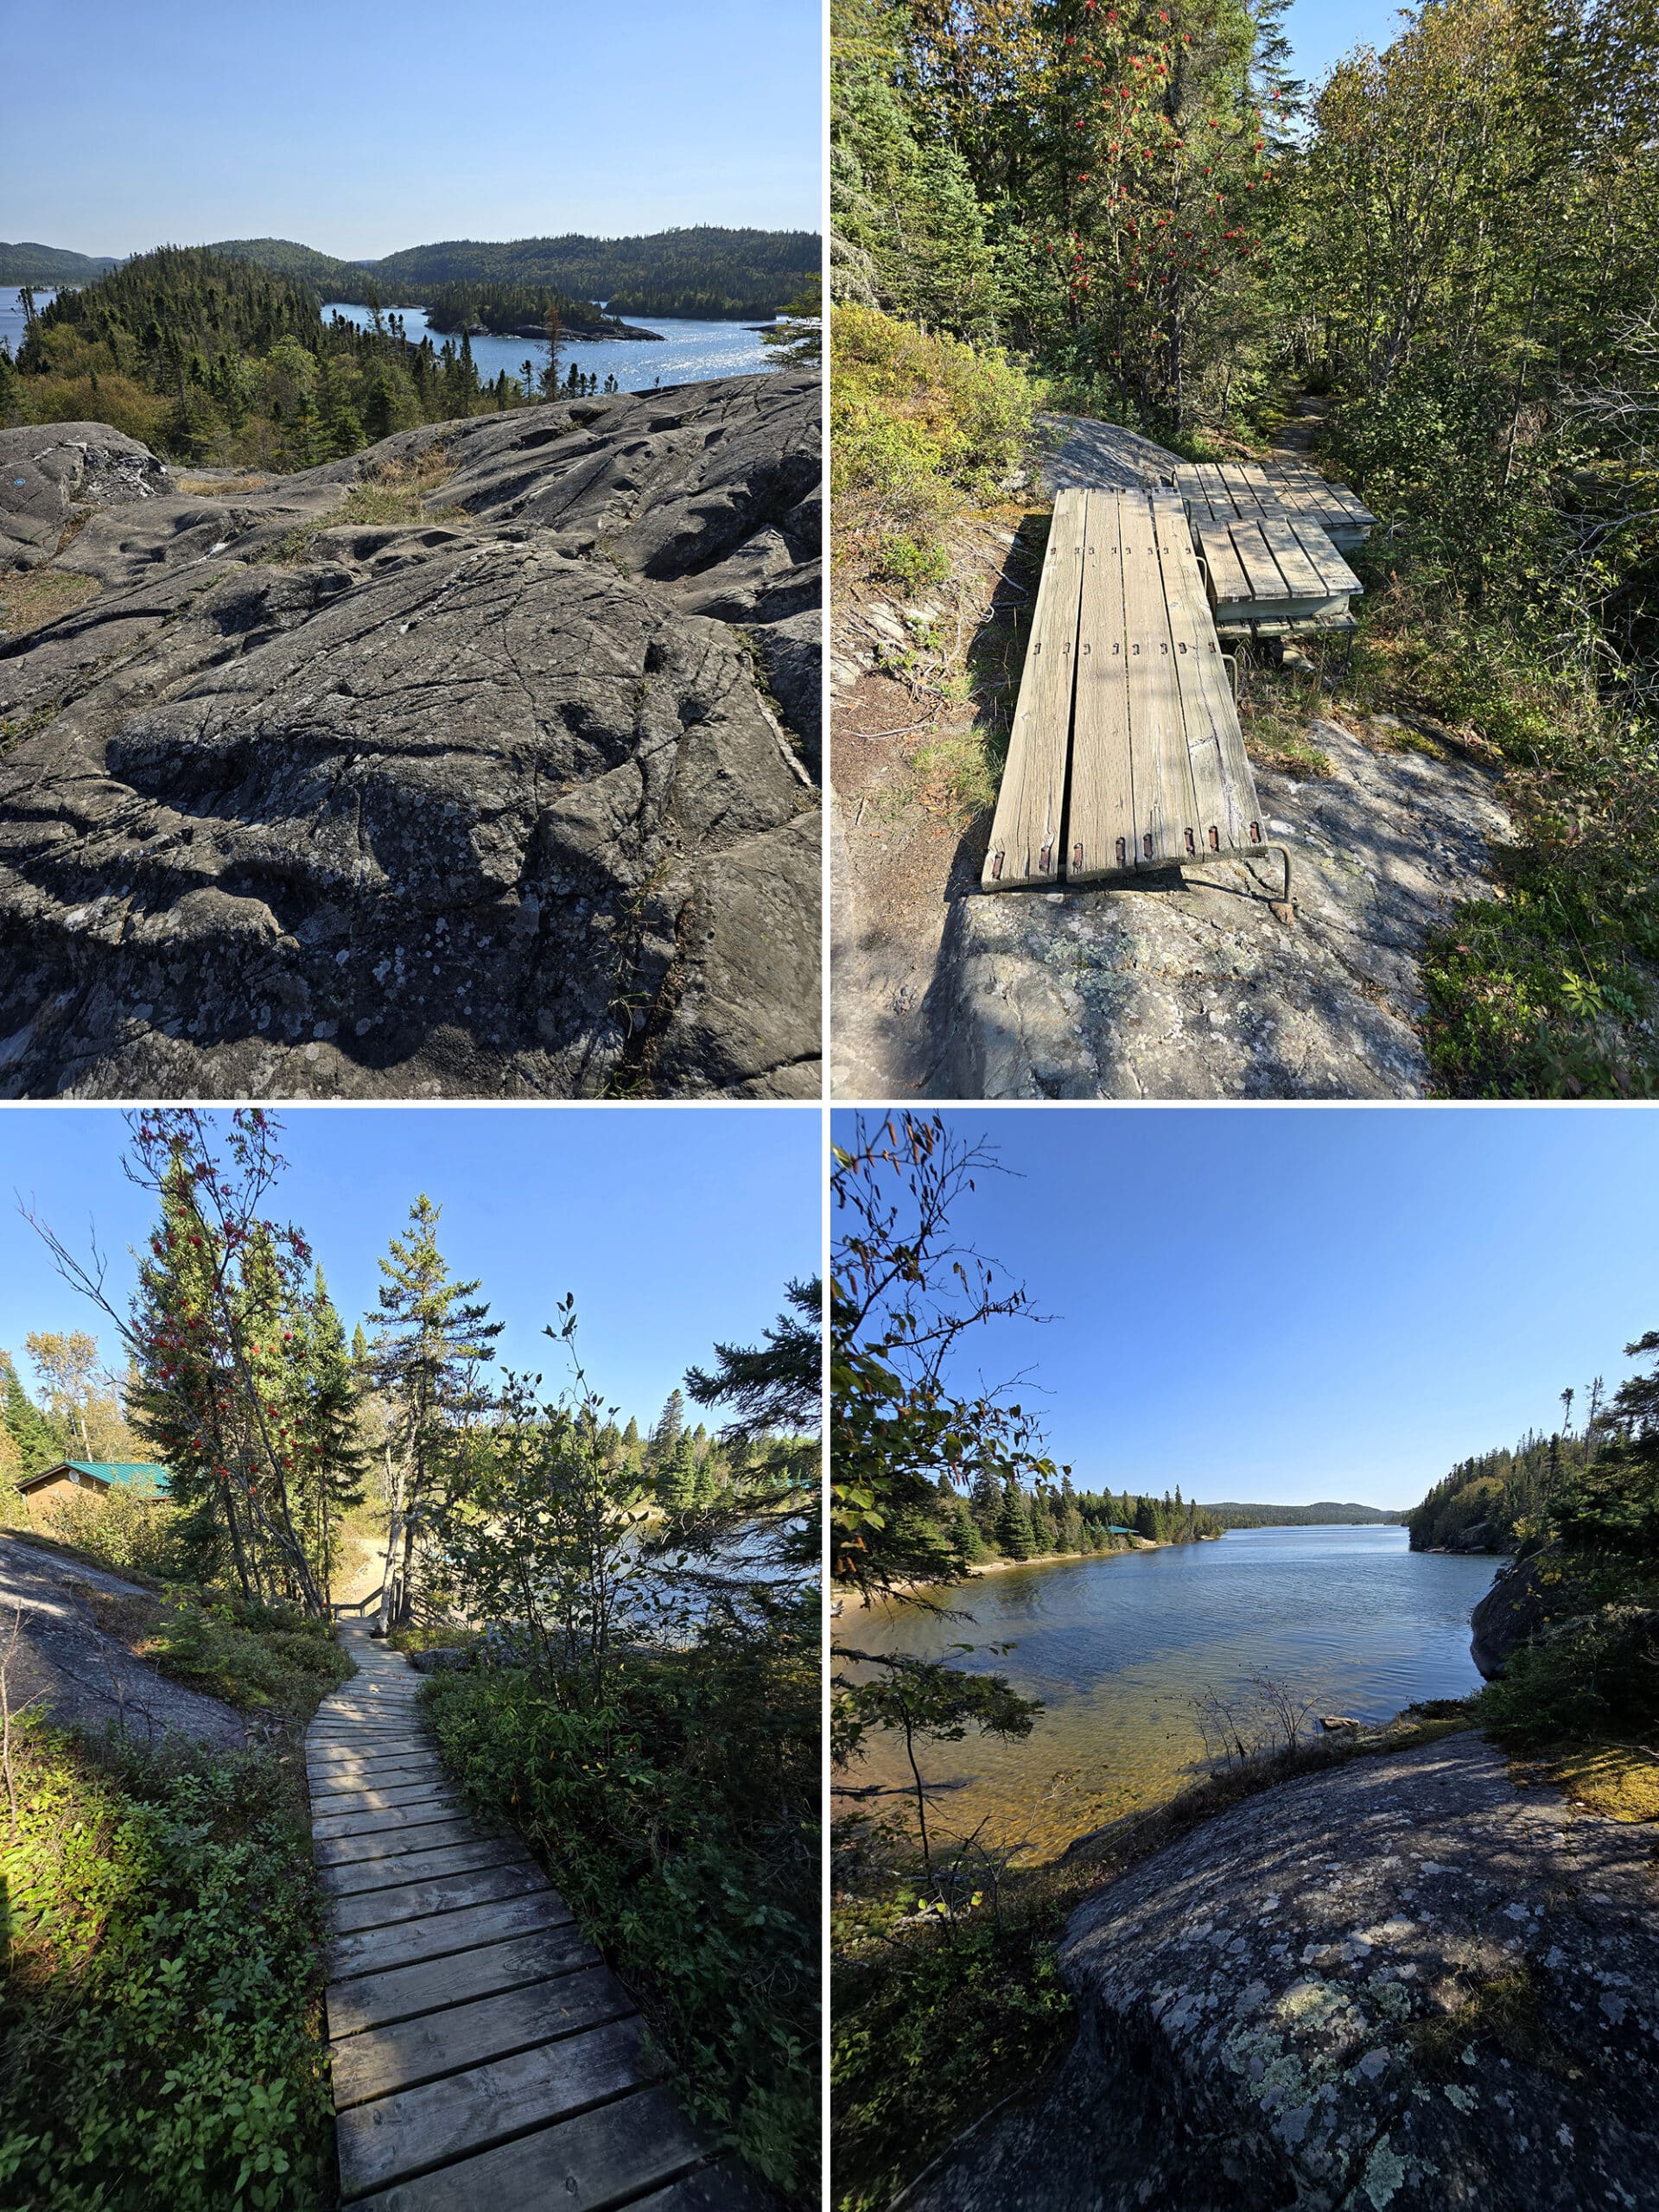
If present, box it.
[995,1477,1035,1560]
[372,1195,501,1628]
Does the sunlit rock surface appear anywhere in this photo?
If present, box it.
[905,1735,1659,2212]
[0,372,820,1097]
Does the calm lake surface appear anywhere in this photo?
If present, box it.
[846,1525,1503,1860]
[321,302,779,394]
[0,290,779,397]
[1,287,58,354]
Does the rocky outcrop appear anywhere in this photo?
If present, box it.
[927,721,1509,1100]
[903,1734,1659,2212]
[0,372,820,1097]
[0,423,175,569]
[1470,1549,1572,1679]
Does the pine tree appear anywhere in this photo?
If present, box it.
[1,1351,63,1476]
[995,1476,1036,1560]
[645,1389,686,1472]
[372,1195,501,1628]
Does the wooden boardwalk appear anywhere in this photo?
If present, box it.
[1193,511,1363,630]
[982,489,1284,899]
[308,1624,764,2210]
[1173,459,1376,550]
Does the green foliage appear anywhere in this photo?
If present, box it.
[11,247,531,467]
[26,1484,188,1579]
[2,1349,65,1477]
[1205,1501,1402,1528]
[417,281,606,336]
[832,1909,1071,2212]
[0,1725,332,2212]
[139,1594,352,1719]
[1409,1428,1589,1552]
[1478,1589,1659,1744]
[831,305,1040,591]
[0,245,121,284]
[421,1618,819,2202]
[365,228,819,311]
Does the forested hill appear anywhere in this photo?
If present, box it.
[3,230,820,318]
[1409,1428,1593,1552]
[1201,1502,1405,1529]
[362,228,819,315]
[0,242,122,283]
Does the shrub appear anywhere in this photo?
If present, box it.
[29,1482,189,1580]
[0,1724,332,2211]
[422,1613,819,2203]
[831,307,1040,588]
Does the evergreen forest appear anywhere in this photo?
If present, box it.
[831,0,1659,1096]
[0,248,626,467]
[2,1109,821,2208]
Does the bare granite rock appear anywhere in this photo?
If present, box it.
[903,1733,1659,2212]
[0,422,175,569]
[930,722,1509,1099]
[0,372,820,1098]
[0,1532,245,1747]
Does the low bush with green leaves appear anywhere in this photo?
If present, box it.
[831,306,1041,590]
[0,1722,333,2212]
[421,1610,819,2205]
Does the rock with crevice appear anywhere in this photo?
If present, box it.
[0,372,819,1098]
[903,1733,1659,2212]
[930,722,1510,1100]
[0,422,175,569]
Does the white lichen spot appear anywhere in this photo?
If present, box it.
[1362,2134,1408,2209]
[1444,2083,1478,2113]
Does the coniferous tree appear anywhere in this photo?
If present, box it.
[995,1476,1036,1560]
[372,1195,500,1628]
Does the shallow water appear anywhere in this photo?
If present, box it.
[844,1524,1502,1860]
[320,302,779,395]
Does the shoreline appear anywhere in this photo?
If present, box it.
[862,1533,1215,1603]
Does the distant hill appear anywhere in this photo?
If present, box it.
[204,237,370,296]
[1201,1502,1406,1529]
[0,242,122,284]
[361,229,819,315]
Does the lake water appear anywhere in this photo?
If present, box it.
[0,287,58,355]
[0,289,781,397]
[843,1524,1503,1861]
[321,302,780,395]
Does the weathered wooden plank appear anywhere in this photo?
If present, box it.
[310,1764,447,1795]
[623,2154,780,2212]
[327,1925,602,2037]
[1065,490,1135,881]
[1119,494,1194,867]
[1255,515,1326,601]
[313,1783,457,1820]
[345,2085,708,2212]
[330,1964,635,2107]
[981,488,1086,887]
[1195,522,1252,612]
[1152,501,1247,858]
[1288,517,1362,597]
[1230,520,1289,606]
[315,1799,471,1843]
[321,1836,530,1899]
[317,1816,487,1869]
[330,1890,575,1980]
[330,1858,553,1936]
[334,2014,660,2199]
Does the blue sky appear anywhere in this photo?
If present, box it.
[7,0,821,259]
[1282,0,1414,90]
[1,1108,821,1429]
[831,1108,1659,1511]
